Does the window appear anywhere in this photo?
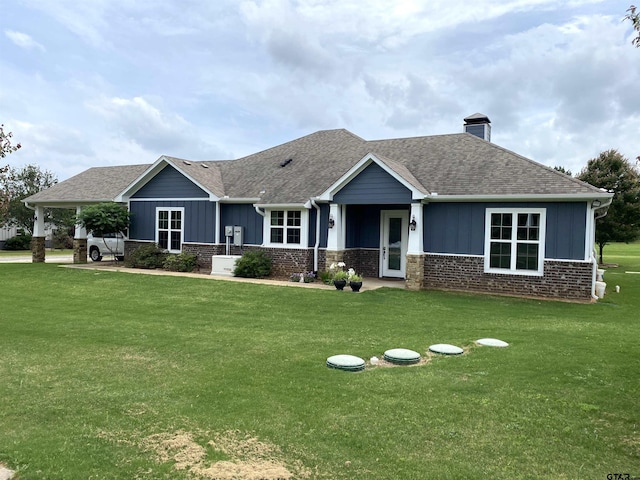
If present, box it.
[156,207,184,253]
[484,208,545,275]
[269,210,302,245]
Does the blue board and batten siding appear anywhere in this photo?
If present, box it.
[129,165,215,244]
[133,165,209,199]
[423,202,587,260]
[346,204,408,248]
[129,200,215,244]
[220,204,263,245]
[333,163,412,205]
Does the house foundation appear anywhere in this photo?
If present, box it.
[424,254,593,301]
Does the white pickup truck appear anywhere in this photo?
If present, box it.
[87,233,126,261]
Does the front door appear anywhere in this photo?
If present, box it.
[380,210,408,278]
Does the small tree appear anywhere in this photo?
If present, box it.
[625,5,640,47]
[0,124,21,158]
[553,165,573,176]
[577,149,640,263]
[0,164,57,233]
[76,202,131,259]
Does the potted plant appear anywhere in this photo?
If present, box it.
[333,270,349,290]
[348,269,363,292]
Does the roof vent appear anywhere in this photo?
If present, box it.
[280,158,293,167]
[183,160,192,166]
[201,164,209,169]
[463,113,491,141]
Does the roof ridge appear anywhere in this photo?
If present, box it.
[367,132,465,144]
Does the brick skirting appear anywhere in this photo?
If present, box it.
[424,254,594,301]
[342,248,379,278]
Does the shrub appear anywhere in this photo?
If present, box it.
[318,270,333,285]
[3,234,32,250]
[52,229,74,249]
[125,243,167,269]
[163,252,198,272]
[233,251,272,278]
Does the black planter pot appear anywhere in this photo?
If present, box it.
[334,279,347,290]
[350,281,362,292]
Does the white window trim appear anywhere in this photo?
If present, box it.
[155,206,185,253]
[263,208,309,248]
[484,207,546,276]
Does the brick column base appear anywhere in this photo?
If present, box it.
[31,236,46,263]
[405,254,425,291]
[325,250,345,271]
[73,238,88,264]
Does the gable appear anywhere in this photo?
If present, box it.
[332,163,412,205]
[132,165,209,199]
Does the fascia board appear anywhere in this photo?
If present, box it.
[218,197,261,203]
[424,192,615,202]
[317,153,425,201]
[254,203,308,209]
[24,200,116,208]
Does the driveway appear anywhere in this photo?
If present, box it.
[0,253,74,263]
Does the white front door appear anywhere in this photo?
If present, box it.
[380,210,408,278]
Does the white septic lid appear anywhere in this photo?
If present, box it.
[326,354,365,371]
[476,338,509,347]
[429,344,464,355]
[383,348,421,364]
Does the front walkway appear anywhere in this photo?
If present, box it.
[63,261,406,292]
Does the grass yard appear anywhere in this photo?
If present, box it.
[1,244,639,479]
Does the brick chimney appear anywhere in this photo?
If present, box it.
[463,113,491,141]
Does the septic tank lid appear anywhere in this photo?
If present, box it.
[326,354,365,371]
[383,348,421,364]
[476,338,509,347]
[429,344,464,355]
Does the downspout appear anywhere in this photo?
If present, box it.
[311,199,321,272]
[254,205,265,247]
[590,197,614,300]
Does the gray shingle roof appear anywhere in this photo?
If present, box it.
[25,129,604,206]
[24,164,149,205]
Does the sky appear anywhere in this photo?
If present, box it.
[1,0,639,182]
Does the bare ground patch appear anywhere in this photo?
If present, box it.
[140,429,311,479]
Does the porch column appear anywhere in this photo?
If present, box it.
[73,206,88,264]
[406,202,425,291]
[407,202,423,254]
[31,205,46,263]
[325,203,345,268]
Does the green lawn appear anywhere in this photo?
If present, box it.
[1,245,639,479]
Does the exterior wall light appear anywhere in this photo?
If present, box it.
[328,215,335,228]
[591,199,602,208]
[409,215,417,231]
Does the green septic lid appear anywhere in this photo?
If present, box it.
[476,338,509,347]
[326,354,365,372]
[383,348,421,364]
[429,344,464,355]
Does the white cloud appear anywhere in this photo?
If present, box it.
[4,30,45,51]
[86,96,230,159]
[1,0,636,183]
